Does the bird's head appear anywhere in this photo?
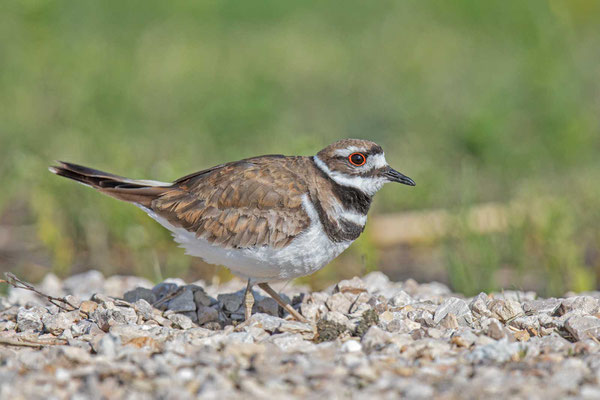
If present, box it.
[313,138,415,196]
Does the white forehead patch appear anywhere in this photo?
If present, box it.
[366,153,387,169]
[333,146,368,157]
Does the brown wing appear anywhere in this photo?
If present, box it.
[150,156,312,249]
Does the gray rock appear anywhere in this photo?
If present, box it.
[300,302,323,321]
[91,306,137,332]
[90,293,113,305]
[16,306,47,332]
[151,282,179,300]
[277,320,315,338]
[17,349,49,369]
[181,310,199,324]
[470,292,492,317]
[361,271,391,293]
[57,345,92,364]
[245,313,288,332]
[123,287,157,304]
[489,299,524,322]
[256,297,279,316]
[408,309,435,327]
[389,290,413,307]
[64,295,82,308]
[221,331,254,345]
[361,325,392,351]
[322,311,354,331]
[581,385,600,400]
[95,333,121,357]
[0,320,16,331]
[349,301,372,316]
[485,318,506,340]
[538,333,573,353]
[565,315,600,341]
[367,295,388,314]
[341,339,362,353]
[9,271,600,399]
[241,313,313,338]
[434,298,472,326]
[451,329,478,347]
[465,339,524,363]
[552,358,588,391]
[439,313,459,330]
[325,293,352,314]
[197,305,219,325]
[42,310,79,335]
[166,289,196,313]
[404,383,435,400]
[109,324,170,345]
[509,315,539,332]
[268,333,314,352]
[70,319,99,337]
[133,299,155,320]
[522,298,561,315]
[385,314,421,333]
[189,285,213,307]
[334,276,366,294]
[537,313,554,327]
[411,300,439,314]
[167,313,194,330]
[426,327,445,339]
[116,306,138,324]
[217,293,243,313]
[559,296,600,316]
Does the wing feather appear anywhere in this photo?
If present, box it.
[150,156,311,249]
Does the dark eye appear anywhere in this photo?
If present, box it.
[349,152,367,166]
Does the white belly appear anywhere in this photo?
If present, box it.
[138,201,354,283]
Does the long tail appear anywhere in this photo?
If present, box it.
[49,161,171,208]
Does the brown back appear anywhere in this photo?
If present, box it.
[151,156,312,249]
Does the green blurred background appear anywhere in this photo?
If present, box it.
[1,0,599,296]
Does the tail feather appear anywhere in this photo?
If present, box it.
[49,161,171,207]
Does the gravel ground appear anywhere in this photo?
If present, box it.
[2,270,600,399]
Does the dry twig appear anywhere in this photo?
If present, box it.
[152,286,186,309]
[0,337,68,348]
[1,272,79,312]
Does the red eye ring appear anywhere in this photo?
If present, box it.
[348,152,367,166]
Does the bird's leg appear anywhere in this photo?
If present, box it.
[257,282,308,323]
[243,279,254,321]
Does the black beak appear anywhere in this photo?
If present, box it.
[385,167,416,186]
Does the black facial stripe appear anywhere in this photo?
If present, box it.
[311,157,373,214]
[330,180,372,215]
[357,166,388,178]
[309,158,372,242]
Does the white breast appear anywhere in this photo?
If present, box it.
[137,195,353,283]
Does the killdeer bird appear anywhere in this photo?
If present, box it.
[49,139,415,322]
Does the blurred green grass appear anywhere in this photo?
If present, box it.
[1,0,599,296]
